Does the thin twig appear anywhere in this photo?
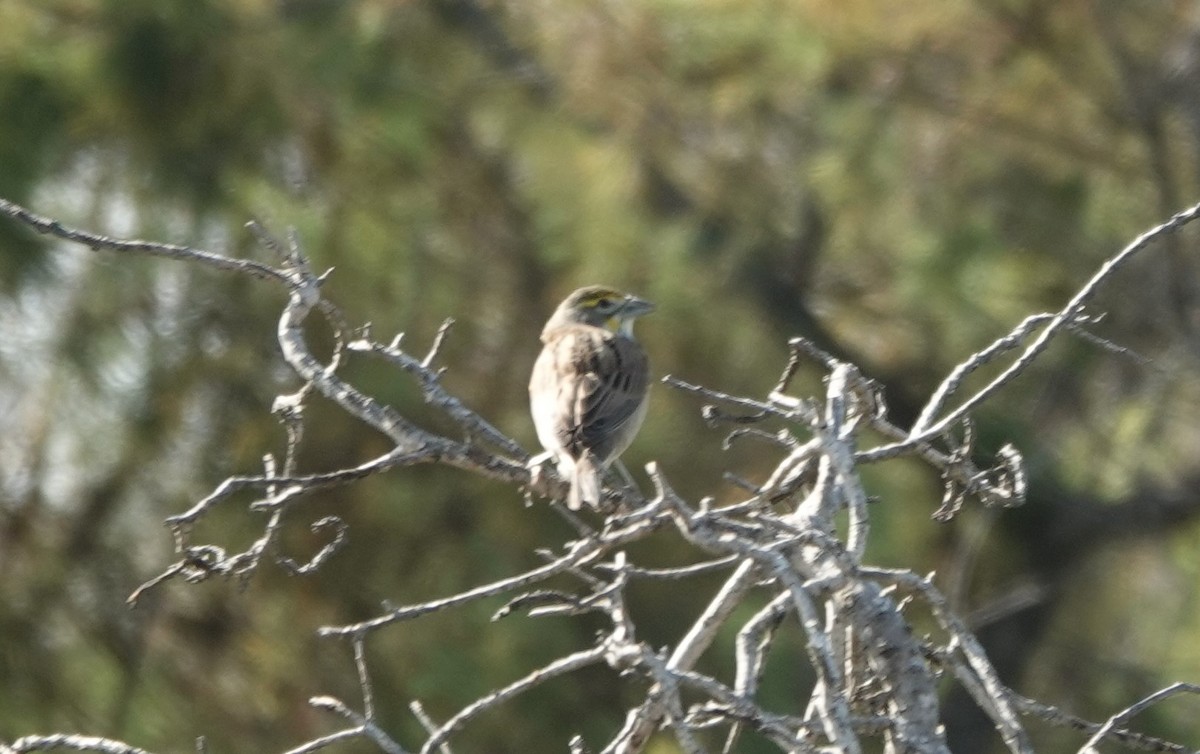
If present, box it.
[409,702,454,754]
[1,735,158,754]
[320,516,664,637]
[905,199,1200,446]
[296,696,407,754]
[1010,692,1196,753]
[0,197,284,282]
[1079,683,1200,754]
[420,647,608,754]
[351,336,524,456]
[422,318,456,368]
[594,555,741,580]
[165,448,427,526]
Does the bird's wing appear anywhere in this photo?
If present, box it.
[550,325,649,461]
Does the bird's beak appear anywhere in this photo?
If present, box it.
[620,295,655,318]
[614,295,654,336]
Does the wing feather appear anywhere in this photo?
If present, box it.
[546,325,649,464]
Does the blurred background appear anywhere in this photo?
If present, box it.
[2,1,1200,751]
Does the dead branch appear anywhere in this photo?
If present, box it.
[2,195,1198,754]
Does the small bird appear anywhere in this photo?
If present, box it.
[529,285,654,510]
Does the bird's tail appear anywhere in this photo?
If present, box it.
[568,454,603,510]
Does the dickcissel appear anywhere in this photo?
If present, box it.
[529,285,654,510]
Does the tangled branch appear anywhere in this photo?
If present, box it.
[2,195,1198,754]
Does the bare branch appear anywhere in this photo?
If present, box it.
[905,199,1200,445]
[1079,683,1200,754]
[349,332,524,456]
[4,194,1197,754]
[409,702,454,754]
[292,696,407,754]
[1011,693,1197,754]
[320,512,665,638]
[0,197,284,282]
[419,646,608,754]
[278,516,349,575]
[1,736,157,754]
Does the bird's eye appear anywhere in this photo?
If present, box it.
[595,297,618,312]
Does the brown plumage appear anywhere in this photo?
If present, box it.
[529,286,653,509]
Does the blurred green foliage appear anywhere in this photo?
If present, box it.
[2,1,1200,751]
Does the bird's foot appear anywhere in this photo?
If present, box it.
[527,451,555,488]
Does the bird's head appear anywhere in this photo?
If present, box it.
[549,285,655,336]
